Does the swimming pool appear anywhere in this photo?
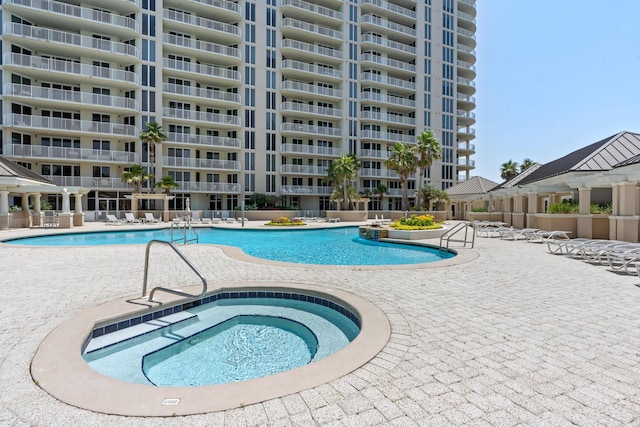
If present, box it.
[5,226,455,266]
[83,291,360,387]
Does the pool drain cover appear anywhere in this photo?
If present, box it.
[162,398,180,406]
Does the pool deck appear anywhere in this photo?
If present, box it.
[1,221,640,426]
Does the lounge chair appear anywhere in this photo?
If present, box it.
[547,238,596,255]
[499,228,540,241]
[105,214,124,225]
[144,213,160,223]
[605,244,640,273]
[526,230,571,243]
[124,212,141,224]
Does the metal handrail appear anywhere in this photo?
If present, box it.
[170,219,199,245]
[439,222,474,250]
[142,239,207,303]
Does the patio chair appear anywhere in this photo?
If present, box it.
[105,214,124,225]
[605,244,640,274]
[526,230,571,243]
[124,212,141,224]
[144,212,160,223]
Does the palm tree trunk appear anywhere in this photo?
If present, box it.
[416,167,424,209]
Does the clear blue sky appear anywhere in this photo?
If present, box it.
[472,1,640,183]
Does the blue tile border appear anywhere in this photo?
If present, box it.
[91,290,361,339]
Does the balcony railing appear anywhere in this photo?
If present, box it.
[360,169,402,179]
[360,130,415,144]
[163,34,241,60]
[281,185,332,195]
[4,23,138,57]
[6,114,139,136]
[166,132,241,149]
[281,80,342,98]
[361,33,416,55]
[280,143,342,156]
[280,123,342,137]
[457,158,476,167]
[360,53,415,73]
[361,14,416,38]
[163,59,241,82]
[163,9,240,37]
[174,181,240,193]
[281,0,343,20]
[163,108,241,126]
[281,60,342,79]
[5,84,138,111]
[163,83,241,104]
[163,157,240,171]
[4,53,138,84]
[280,164,328,175]
[281,102,342,118]
[361,0,416,19]
[8,144,138,163]
[360,92,415,108]
[281,18,342,40]
[189,0,240,14]
[281,39,343,60]
[360,111,416,126]
[360,72,416,90]
[359,149,390,159]
[457,142,475,152]
[4,0,138,31]
[457,77,476,88]
[44,176,129,189]
[456,109,476,120]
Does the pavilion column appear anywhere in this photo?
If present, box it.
[0,190,10,230]
[512,194,525,228]
[526,192,538,228]
[31,193,43,227]
[610,181,639,242]
[577,187,592,239]
[73,193,85,226]
[21,193,29,210]
[58,190,73,229]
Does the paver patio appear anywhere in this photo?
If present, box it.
[1,222,639,426]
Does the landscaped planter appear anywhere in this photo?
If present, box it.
[387,227,447,240]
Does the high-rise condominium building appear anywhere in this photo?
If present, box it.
[0,0,476,217]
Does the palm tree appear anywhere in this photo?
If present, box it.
[500,160,519,181]
[373,183,388,210]
[155,175,179,195]
[433,187,450,211]
[419,183,439,210]
[330,184,360,210]
[140,122,167,178]
[326,153,360,210]
[385,142,417,210]
[520,158,535,172]
[414,130,442,210]
[121,164,153,193]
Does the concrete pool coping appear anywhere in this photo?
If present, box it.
[31,281,392,416]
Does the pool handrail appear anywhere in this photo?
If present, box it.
[439,221,474,250]
[143,239,208,303]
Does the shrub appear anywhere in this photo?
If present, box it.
[390,214,443,230]
[471,206,488,212]
[547,200,579,214]
[590,203,612,214]
[265,216,306,226]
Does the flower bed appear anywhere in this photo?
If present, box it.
[390,214,443,230]
[265,216,306,226]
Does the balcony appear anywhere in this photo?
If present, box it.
[456,142,475,155]
[360,33,416,60]
[3,0,138,37]
[281,185,333,195]
[457,44,476,64]
[360,53,416,76]
[456,109,476,126]
[163,83,241,108]
[280,0,342,25]
[45,176,129,189]
[4,84,139,113]
[281,102,342,119]
[280,39,343,64]
[280,164,328,176]
[5,114,139,137]
[163,108,241,128]
[165,0,241,22]
[280,144,342,157]
[163,157,241,171]
[280,18,342,45]
[361,130,415,144]
[163,33,241,64]
[361,14,416,42]
[3,23,137,62]
[359,149,390,160]
[280,123,342,138]
[360,111,416,127]
[166,132,241,150]
[456,93,476,110]
[456,127,476,141]
[456,59,476,80]
[457,26,476,49]
[457,158,476,169]
[280,60,342,82]
[163,58,241,86]
[3,54,138,88]
[163,9,241,45]
[173,181,240,193]
[457,10,477,32]
[360,92,415,110]
[8,144,138,163]
[281,80,342,100]
[360,72,416,92]
[359,169,402,179]
[457,76,476,95]
[360,0,416,26]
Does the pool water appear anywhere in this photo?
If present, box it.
[83,296,359,387]
[5,226,454,266]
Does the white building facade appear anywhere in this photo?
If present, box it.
[0,0,476,218]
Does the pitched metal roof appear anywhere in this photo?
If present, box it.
[0,156,55,185]
[517,131,640,186]
[446,176,500,195]
[499,163,542,188]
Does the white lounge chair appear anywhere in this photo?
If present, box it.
[105,214,124,225]
[124,212,141,224]
[526,230,571,243]
[144,212,160,223]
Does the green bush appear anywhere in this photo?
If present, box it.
[390,214,443,230]
[590,203,612,214]
[471,206,488,212]
[547,200,579,214]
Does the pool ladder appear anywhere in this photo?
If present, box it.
[170,220,199,245]
[439,222,475,251]
[142,239,208,303]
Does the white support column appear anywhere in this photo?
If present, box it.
[74,193,83,213]
[62,190,71,213]
[21,193,29,211]
[0,190,9,214]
